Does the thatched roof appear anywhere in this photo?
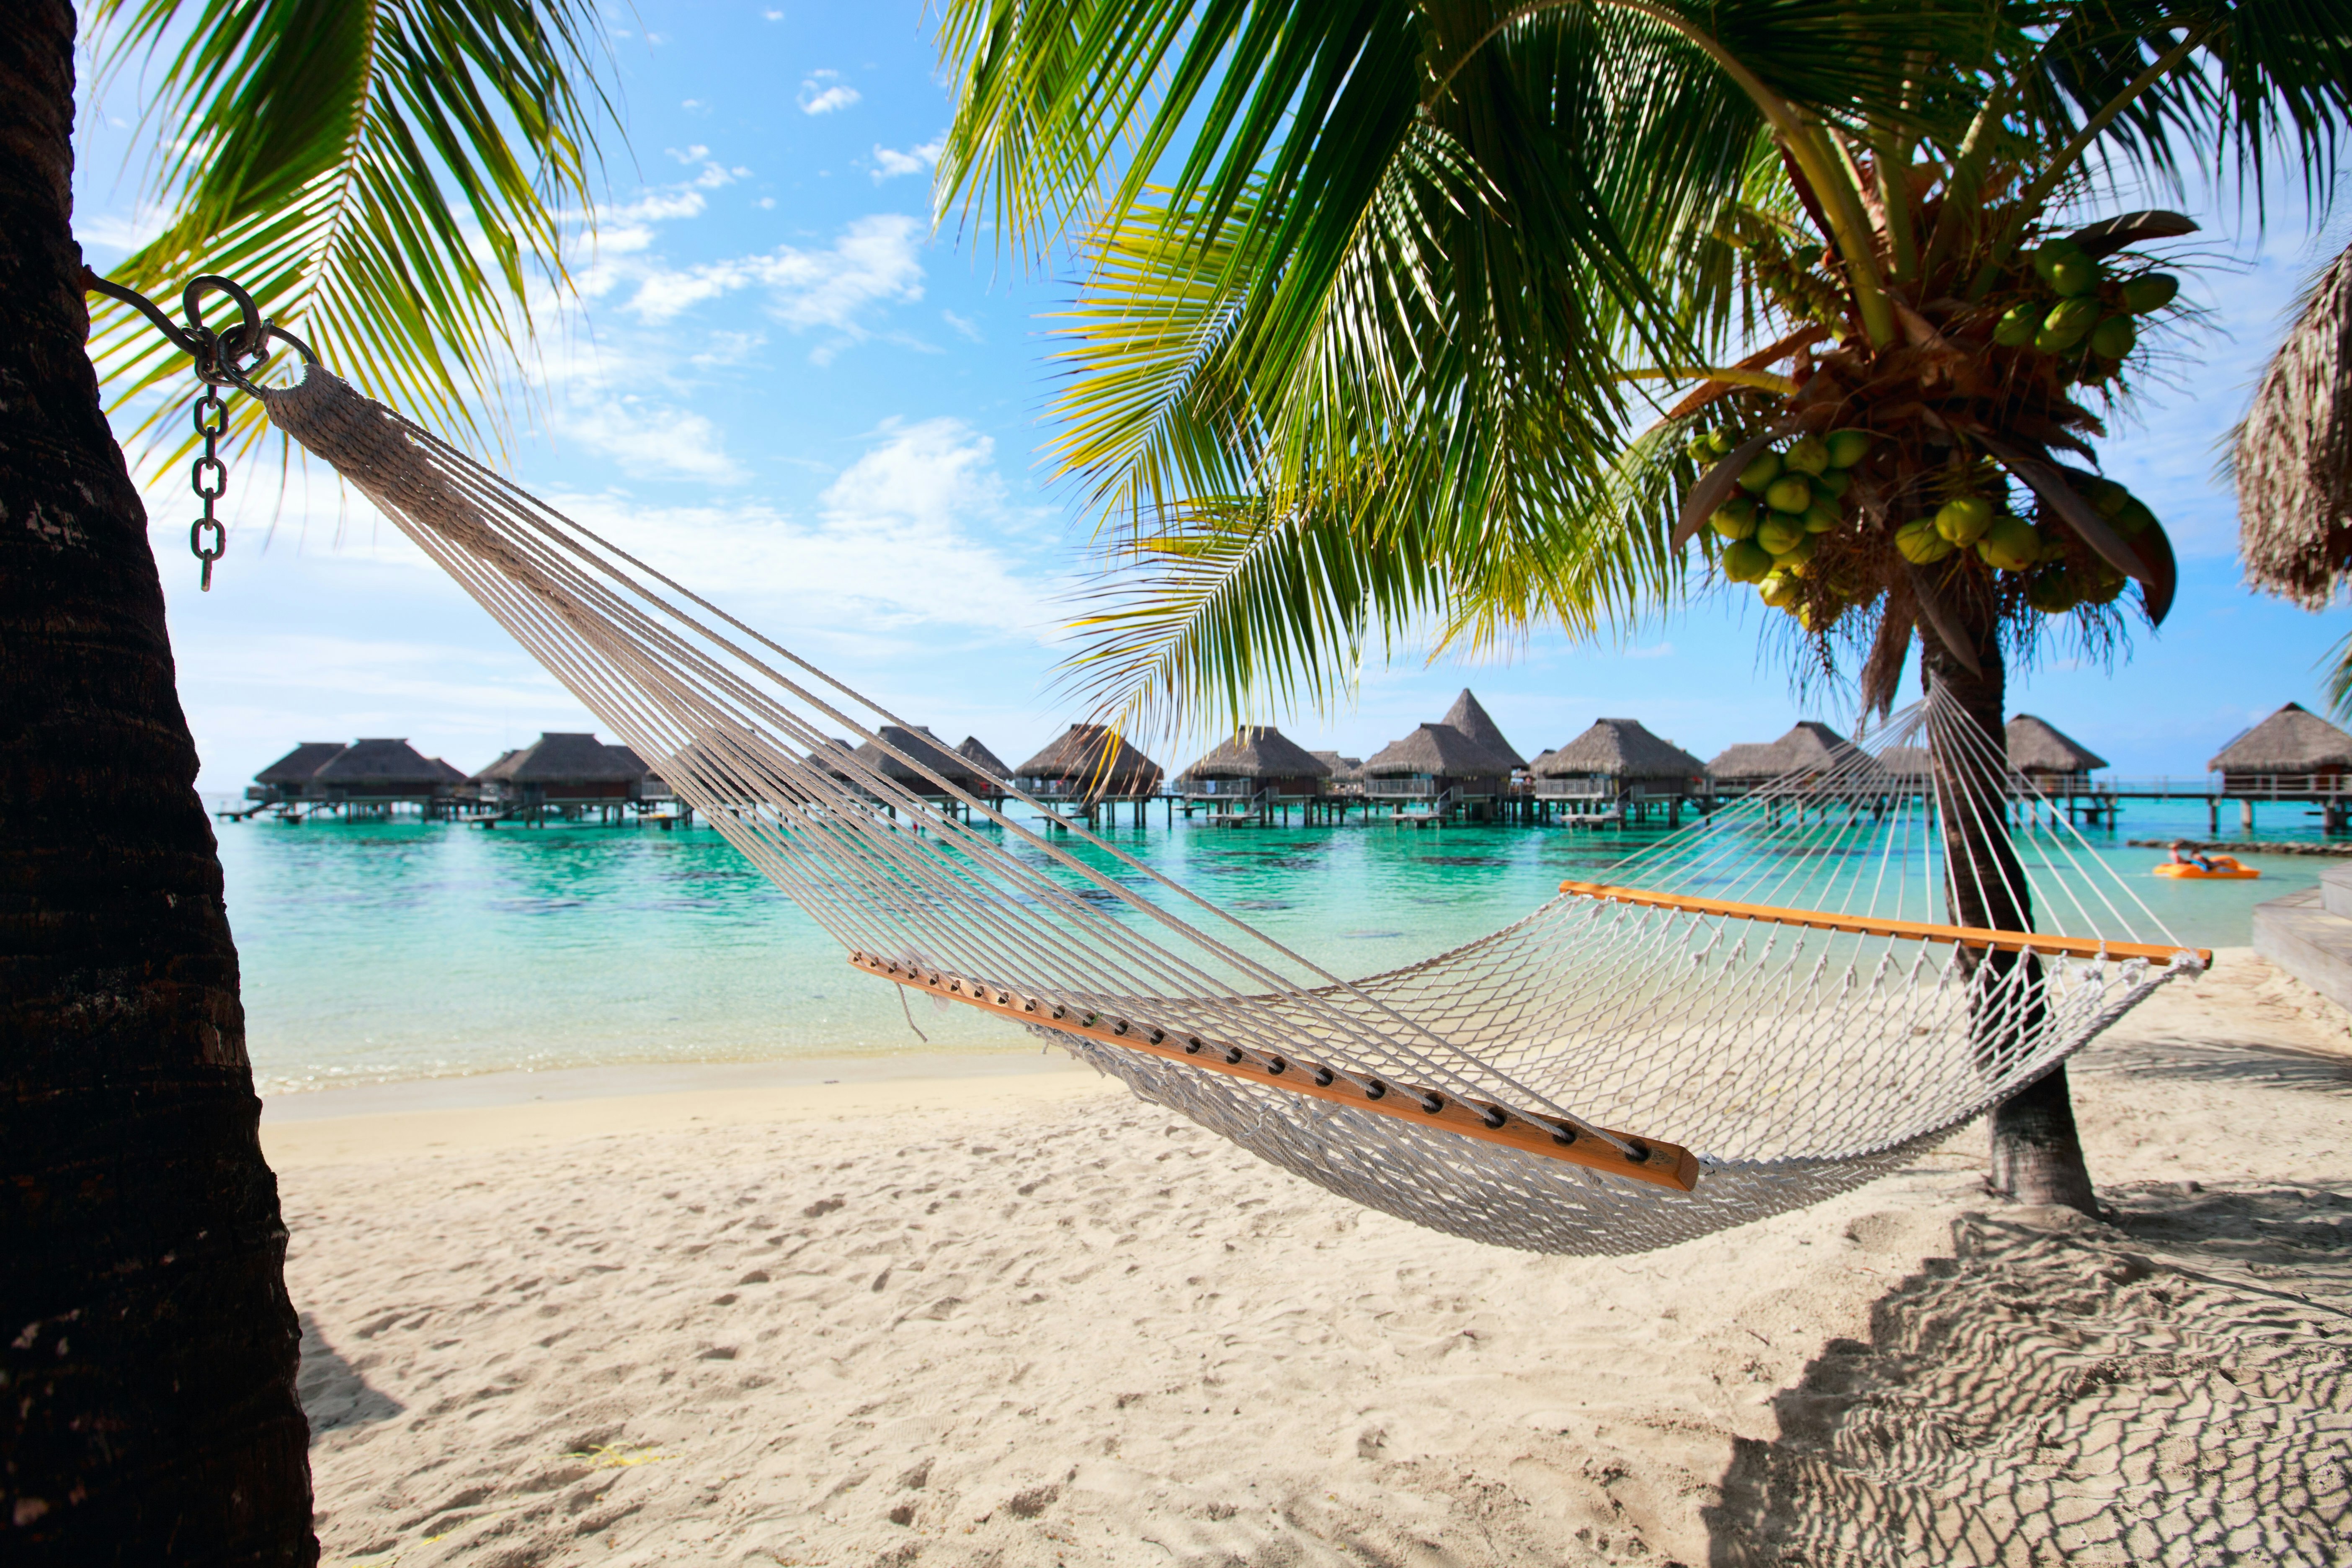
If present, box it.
[480,732,643,784]
[851,725,974,789]
[2209,702,2352,772]
[1707,721,1859,781]
[956,736,1013,781]
[1361,723,1513,778]
[1012,724,1163,793]
[1309,750,1362,781]
[255,741,344,786]
[1878,745,1932,779]
[1532,719,1704,779]
[1178,726,1330,781]
[1440,689,1525,769]
[2006,715,2107,774]
[311,738,448,789]
[428,757,468,784]
[2235,241,2352,608]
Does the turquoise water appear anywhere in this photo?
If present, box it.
[209,799,2320,1096]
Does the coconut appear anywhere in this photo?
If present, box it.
[2079,564,2128,605]
[1721,539,1774,582]
[2037,297,2100,351]
[2024,567,2078,614]
[2122,273,2179,313]
[1772,531,1818,566]
[1756,515,1805,556]
[1801,500,1840,534]
[1710,497,1758,539]
[1993,303,2038,348]
[1784,436,1830,476]
[1896,517,1953,563]
[1815,467,1852,500]
[2089,314,2136,359]
[1934,495,1994,545]
[2031,239,2085,284]
[1975,513,2041,572]
[1824,429,1872,468]
[1736,450,1782,494]
[1764,474,1813,514]
[1685,434,1716,463]
[1758,571,1802,609]
[2049,254,2102,297]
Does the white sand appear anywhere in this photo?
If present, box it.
[274,952,2352,1567]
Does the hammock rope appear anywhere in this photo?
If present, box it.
[256,366,2205,1256]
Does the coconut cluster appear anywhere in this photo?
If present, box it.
[1894,475,2157,614]
[1696,428,1873,624]
[1991,240,2177,381]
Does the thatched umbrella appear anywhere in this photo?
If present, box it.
[2209,702,2352,781]
[1176,726,1330,796]
[1361,722,1513,782]
[1012,723,1163,797]
[1439,688,1525,769]
[1706,721,1862,784]
[253,740,344,801]
[2234,242,2352,607]
[1532,719,1704,782]
[2005,715,2107,779]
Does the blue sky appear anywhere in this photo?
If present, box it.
[70,5,2352,795]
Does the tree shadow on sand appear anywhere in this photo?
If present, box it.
[297,1312,405,1441]
[1705,1184,2352,1566]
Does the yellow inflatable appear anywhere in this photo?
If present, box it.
[2153,855,2259,880]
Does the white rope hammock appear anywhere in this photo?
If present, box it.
[258,368,2206,1256]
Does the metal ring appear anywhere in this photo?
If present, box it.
[189,519,225,561]
[191,456,227,498]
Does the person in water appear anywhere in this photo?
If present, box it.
[2169,839,2220,872]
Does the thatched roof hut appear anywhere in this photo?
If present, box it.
[2209,702,2352,776]
[2005,715,2107,776]
[1309,750,1362,782]
[255,741,345,795]
[1012,724,1163,797]
[1532,719,1704,781]
[2234,241,2352,607]
[1361,723,1513,779]
[851,725,975,793]
[956,736,1013,784]
[1177,727,1330,795]
[1440,689,1525,769]
[310,739,452,797]
[477,732,646,800]
[1707,721,1861,783]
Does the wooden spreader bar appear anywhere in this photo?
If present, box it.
[1559,881,2213,966]
[846,952,1699,1191]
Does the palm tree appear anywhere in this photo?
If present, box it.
[2,3,609,1559]
[935,0,2352,1211]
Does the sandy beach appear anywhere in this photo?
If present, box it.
[272,951,2352,1567]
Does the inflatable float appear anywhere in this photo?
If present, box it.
[2153,856,2260,880]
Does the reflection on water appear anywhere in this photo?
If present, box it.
[213,799,2311,1096]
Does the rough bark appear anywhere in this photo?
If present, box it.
[0,4,317,1561]
[1916,572,2099,1215]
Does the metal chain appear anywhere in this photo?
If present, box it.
[189,386,228,591]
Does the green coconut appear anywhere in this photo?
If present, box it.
[1772,531,1818,566]
[1721,539,1774,583]
[1710,497,1759,539]
[1814,467,1852,500]
[1758,571,1802,609]
[1976,513,2042,572]
[2024,567,2079,614]
[1896,517,1953,564]
[1801,500,1840,534]
[2079,564,2128,605]
[2036,297,2101,351]
[1934,495,1995,545]
[2049,253,2102,298]
[2122,273,2179,313]
[1756,515,1805,556]
[1993,303,2039,348]
[1823,430,1872,468]
[1784,435,1831,476]
[1764,474,1814,514]
[2031,239,2086,284]
[1736,450,1783,494]
[2089,314,2136,359]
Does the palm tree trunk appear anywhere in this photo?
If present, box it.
[0,5,316,1561]
[1916,575,2098,1215]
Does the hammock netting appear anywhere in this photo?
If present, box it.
[259,368,2204,1256]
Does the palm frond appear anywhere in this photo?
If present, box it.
[86,0,612,460]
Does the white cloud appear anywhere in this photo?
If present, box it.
[75,201,173,254]
[941,309,983,343]
[873,135,944,182]
[554,402,746,484]
[621,214,925,357]
[799,71,861,116]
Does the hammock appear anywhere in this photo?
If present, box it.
[256,367,2205,1256]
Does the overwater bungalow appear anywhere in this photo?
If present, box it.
[475,732,647,823]
[849,725,985,815]
[2209,702,2352,831]
[1530,719,1705,824]
[1013,724,1163,825]
[1176,727,1329,823]
[1707,722,1866,798]
[1359,724,1513,820]
[248,740,345,804]
[1310,752,1364,799]
[308,739,459,818]
[956,737,1014,805]
[2006,716,2107,794]
[1441,689,1526,770]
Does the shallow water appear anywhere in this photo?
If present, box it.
[209,797,2319,1096]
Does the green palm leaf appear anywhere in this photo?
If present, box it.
[85,0,611,459]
